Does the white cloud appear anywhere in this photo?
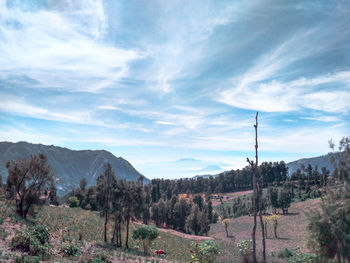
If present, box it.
[217,27,350,113]
[0,0,141,92]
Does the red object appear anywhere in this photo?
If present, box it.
[156,249,166,255]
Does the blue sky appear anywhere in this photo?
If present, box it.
[0,0,349,179]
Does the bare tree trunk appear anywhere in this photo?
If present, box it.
[125,214,130,248]
[247,112,259,263]
[104,211,108,243]
[258,180,266,262]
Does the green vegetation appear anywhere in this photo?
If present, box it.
[133,225,159,255]
[188,240,219,263]
[68,196,80,208]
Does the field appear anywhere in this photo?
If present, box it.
[0,195,321,263]
[0,202,193,262]
[209,198,321,262]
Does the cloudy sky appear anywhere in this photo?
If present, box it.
[0,0,349,179]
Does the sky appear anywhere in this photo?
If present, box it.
[0,0,349,179]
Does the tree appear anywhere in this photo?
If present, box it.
[49,181,59,205]
[96,163,116,243]
[186,204,201,235]
[80,178,87,192]
[222,218,230,237]
[133,225,158,256]
[278,188,291,214]
[5,154,54,219]
[246,112,266,262]
[68,196,79,208]
[267,186,279,214]
[307,136,350,262]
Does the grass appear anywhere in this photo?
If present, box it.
[0,202,191,262]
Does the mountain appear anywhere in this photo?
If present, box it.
[193,152,341,179]
[0,141,148,195]
[286,152,340,175]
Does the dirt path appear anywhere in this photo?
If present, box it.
[211,190,253,206]
[157,227,213,240]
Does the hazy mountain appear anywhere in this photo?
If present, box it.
[0,141,148,195]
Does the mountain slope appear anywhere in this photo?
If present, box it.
[286,152,340,175]
[0,141,148,195]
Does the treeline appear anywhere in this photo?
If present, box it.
[149,161,288,198]
[68,170,217,237]
[217,164,333,219]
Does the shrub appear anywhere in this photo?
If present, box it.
[11,229,50,258]
[287,253,318,263]
[68,196,80,208]
[133,225,158,256]
[91,252,111,263]
[60,242,81,257]
[278,248,294,258]
[15,255,40,263]
[196,240,219,263]
[236,239,252,263]
[30,225,49,244]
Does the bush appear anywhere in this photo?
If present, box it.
[15,255,40,263]
[68,196,80,208]
[278,248,294,258]
[196,240,219,263]
[60,242,81,257]
[133,225,158,256]
[287,253,318,263]
[91,253,111,263]
[30,225,49,244]
[11,229,50,258]
[236,239,252,263]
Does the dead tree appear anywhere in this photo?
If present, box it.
[247,112,266,263]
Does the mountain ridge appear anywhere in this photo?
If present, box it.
[0,141,148,195]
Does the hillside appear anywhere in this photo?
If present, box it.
[210,198,321,262]
[286,152,340,175]
[0,141,148,195]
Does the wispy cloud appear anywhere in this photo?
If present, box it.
[0,0,349,179]
[0,0,141,92]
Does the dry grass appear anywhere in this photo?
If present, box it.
[209,198,321,262]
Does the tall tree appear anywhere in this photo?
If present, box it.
[96,163,116,243]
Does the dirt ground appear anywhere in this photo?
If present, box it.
[209,198,321,255]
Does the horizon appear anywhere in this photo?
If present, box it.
[0,1,349,179]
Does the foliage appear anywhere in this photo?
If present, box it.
[68,196,80,208]
[196,240,219,263]
[264,214,280,238]
[60,242,81,257]
[15,255,40,263]
[307,136,350,262]
[287,252,317,263]
[11,227,51,259]
[221,218,230,237]
[30,224,50,244]
[133,225,158,255]
[5,154,54,219]
[277,248,294,258]
[188,240,219,263]
[236,239,252,262]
